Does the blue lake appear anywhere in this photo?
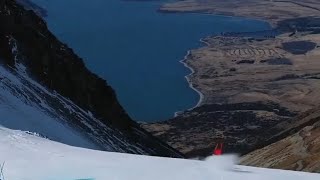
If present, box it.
[30,0,271,122]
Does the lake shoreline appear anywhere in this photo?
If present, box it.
[170,17,273,117]
[143,0,320,158]
[156,0,276,118]
[174,49,204,117]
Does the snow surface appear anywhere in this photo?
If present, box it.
[0,63,98,150]
[0,127,319,180]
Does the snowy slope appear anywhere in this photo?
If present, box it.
[0,127,319,180]
[0,46,147,154]
[0,60,156,153]
[0,63,98,150]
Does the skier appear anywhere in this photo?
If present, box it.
[213,142,223,155]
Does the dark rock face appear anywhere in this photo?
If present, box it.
[16,0,47,17]
[0,34,15,66]
[0,0,183,157]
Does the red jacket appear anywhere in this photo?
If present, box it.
[213,143,223,155]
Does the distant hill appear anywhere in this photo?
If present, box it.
[241,107,320,173]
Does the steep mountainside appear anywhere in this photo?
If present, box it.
[241,107,320,172]
[0,0,183,157]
